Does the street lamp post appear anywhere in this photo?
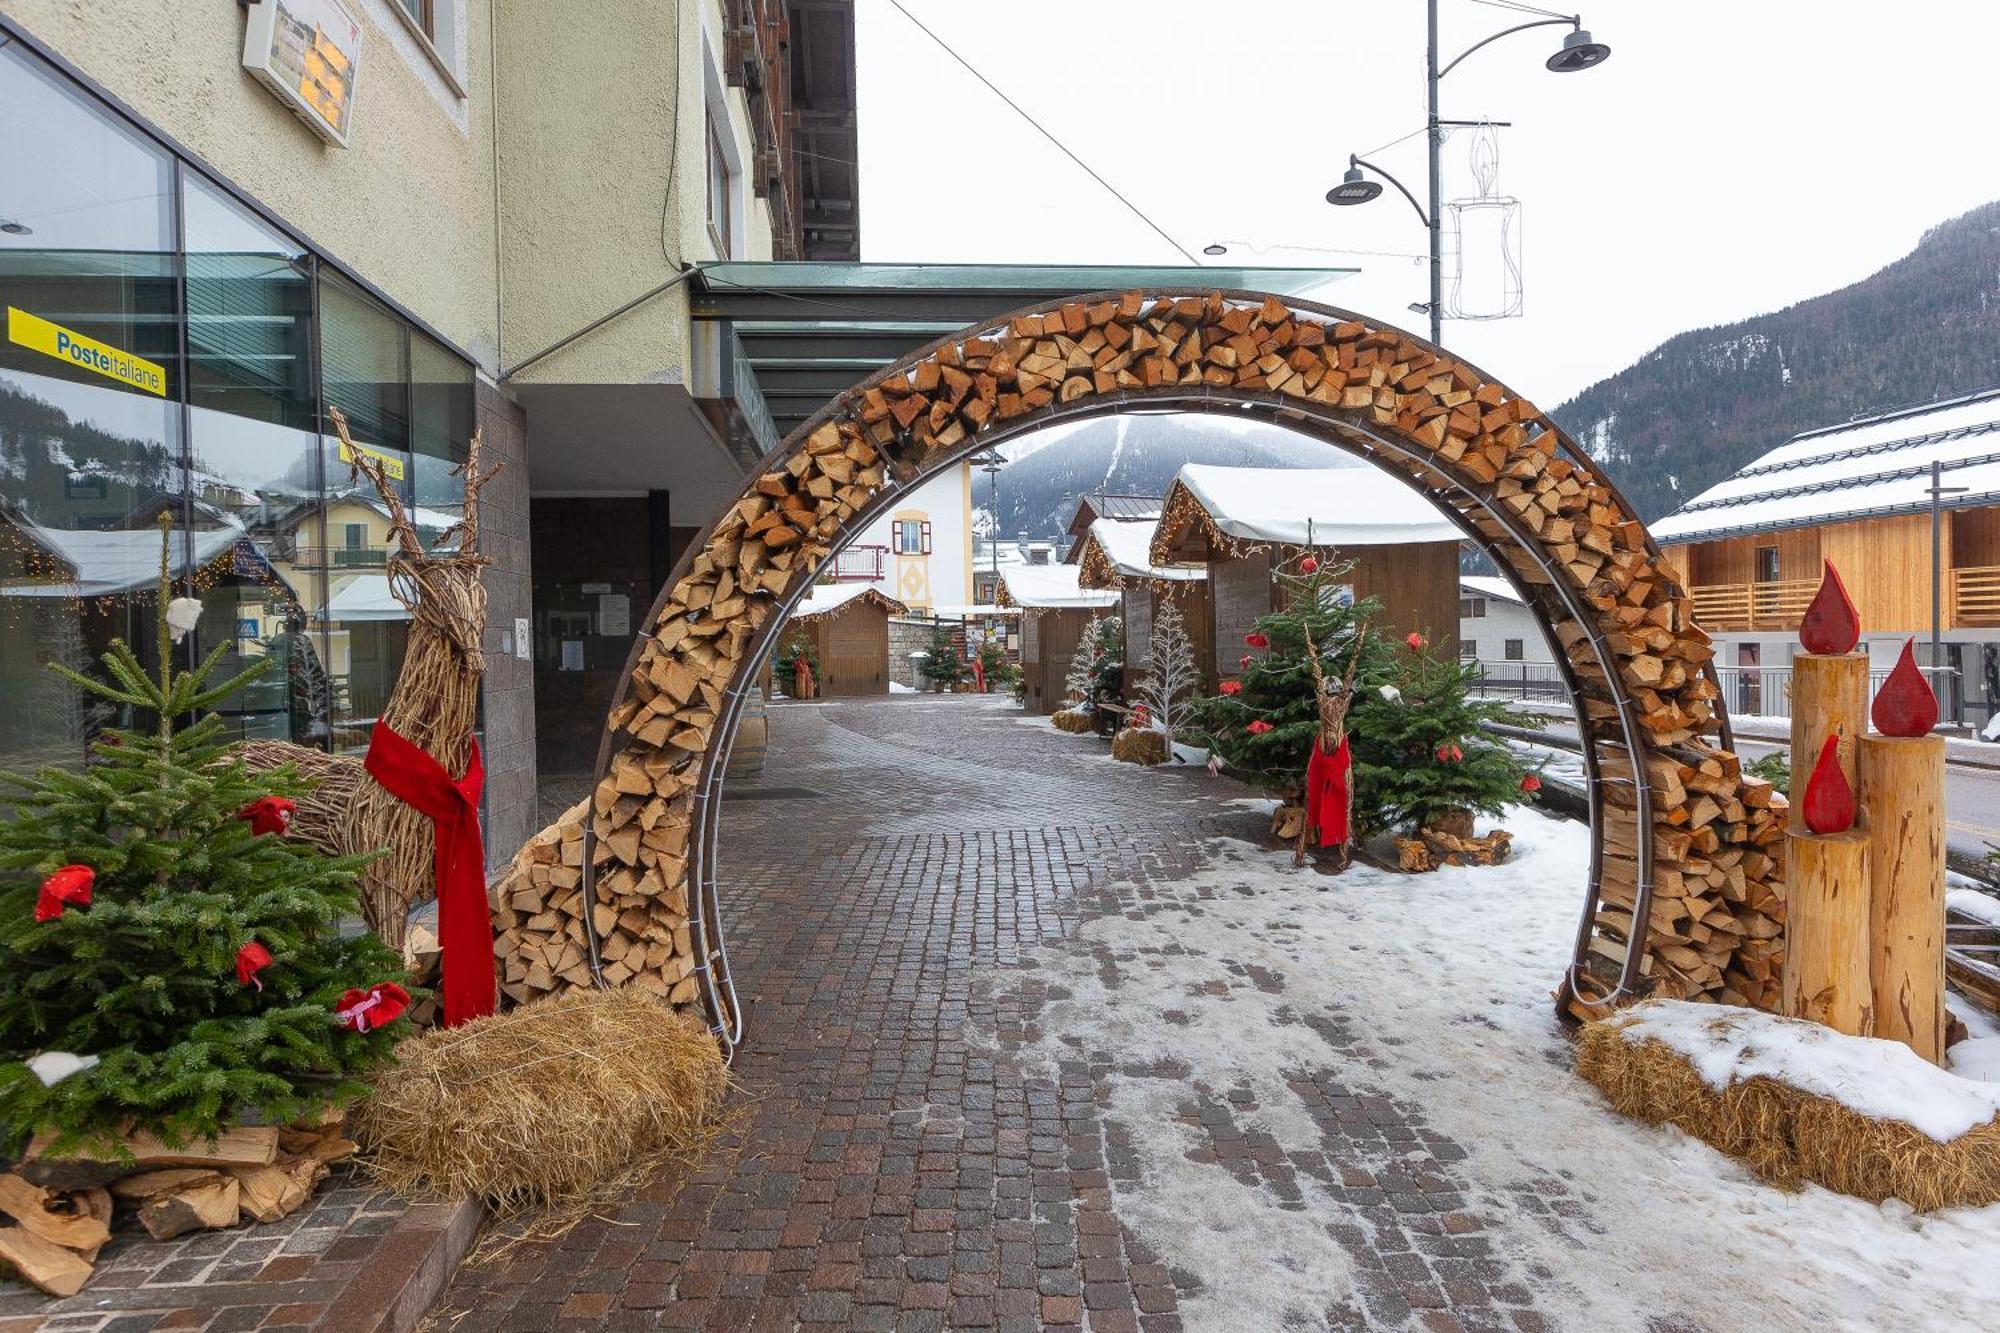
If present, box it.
[1326,1,1610,347]
[1930,460,1969,722]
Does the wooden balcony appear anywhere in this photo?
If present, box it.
[1951,565,2000,627]
[1687,578,1815,632]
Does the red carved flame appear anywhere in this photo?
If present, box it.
[1801,733,1855,835]
[1871,638,1938,737]
[1798,560,1861,655]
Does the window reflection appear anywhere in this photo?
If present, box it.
[0,41,180,772]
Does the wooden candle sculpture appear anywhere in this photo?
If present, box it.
[1789,561,1866,832]
[1783,733,1873,1034]
[1859,639,1947,1062]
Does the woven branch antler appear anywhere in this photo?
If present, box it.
[330,405,425,562]
[441,428,503,560]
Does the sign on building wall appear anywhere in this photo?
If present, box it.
[242,0,365,148]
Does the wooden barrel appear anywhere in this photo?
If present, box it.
[725,687,769,779]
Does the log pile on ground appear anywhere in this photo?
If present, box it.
[488,291,1786,1022]
[355,988,728,1215]
[1395,826,1514,871]
[0,1116,354,1295]
[1110,725,1168,765]
[1578,999,2000,1211]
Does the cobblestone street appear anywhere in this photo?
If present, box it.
[433,695,1580,1332]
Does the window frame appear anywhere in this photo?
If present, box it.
[706,113,734,260]
[1504,639,1525,662]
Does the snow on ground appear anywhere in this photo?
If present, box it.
[889,681,917,694]
[975,810,2000,1331]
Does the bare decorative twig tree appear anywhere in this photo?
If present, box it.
[1061,611,1106,715]
[1133,590,1198,748]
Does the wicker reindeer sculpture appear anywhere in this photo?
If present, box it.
[237,408,499,949]
[1296,617,1370,869]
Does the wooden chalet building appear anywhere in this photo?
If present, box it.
[776,585,908,697]
[997,563,1119,714]
[1149,464,1462,685]
[1063,493,1164,564]
[1653,388,2000,724]
[1074,514,1207,693]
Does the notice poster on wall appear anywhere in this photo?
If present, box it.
[597,594,630,637]
[560,640,584,672]
[242,0,365,148]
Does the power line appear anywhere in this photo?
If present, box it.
[881,0,1204,266]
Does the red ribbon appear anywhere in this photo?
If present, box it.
[35,865,94,923]
[1304,735,1352,848]
[364,722,495,1026]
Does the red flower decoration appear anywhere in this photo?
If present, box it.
[1244,633,1270,649]
[1239,655,1254,670]
[1299,556,1319,574]
[1247,720,1274,735]
[334,982,412,1034]
[35,865,94,923]
[237,796,297,838]
[235,941,273,990]
[1220,679,1242,696]
[1520,773,1543,793]
[1406,632,1427,651]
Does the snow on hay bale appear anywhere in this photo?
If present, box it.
[354,988,729,1214]
[1052,708,1095,734]
[1111,725,1169,765]
[1577,999,2000,1211]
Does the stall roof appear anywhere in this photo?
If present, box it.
[790,583,907,621]
[691,262,1358,438]
[324,575,409,622]
[1651,387,2000,545]
[1078,517,1204,588]
[996,562,1120,611]
[1153,464,1460,563]
[1,519,245,598]
[1460,575,1525,606]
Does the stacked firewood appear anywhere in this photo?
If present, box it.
[488,290,1785,1022]
[0,1115,354,1296]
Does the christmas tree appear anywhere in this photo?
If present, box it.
[0,516,409,1159]
[1087,615,1124,708]
[1198,551,1390,796]
[918,621,963,691]
[1347,636,1533,835]
[1132,593,1199,747]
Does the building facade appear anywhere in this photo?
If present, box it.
[1653,389,2000,725]
[0,2,857,860]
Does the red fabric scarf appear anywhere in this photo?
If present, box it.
[1304,734,1352,848]
[364,722,496,1026]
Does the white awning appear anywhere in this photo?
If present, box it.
[326,575,409,622]
[2,519,246,598]
[1089,517,1204,581]
[999,563,1120,610]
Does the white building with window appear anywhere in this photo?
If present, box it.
[829,461,980,614]
[1459,575,1555,686]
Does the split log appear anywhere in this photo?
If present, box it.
[227,1159,327,1225]
[0,1175,111,1253]
[18,1125,280,1191]
[137,1176,240,1240]
[0,1224,93,1297]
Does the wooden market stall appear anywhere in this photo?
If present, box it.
[996,564,1119,714]
[1152,463,1462,686]
[1074,514,1208,694]
[774,584,908,697]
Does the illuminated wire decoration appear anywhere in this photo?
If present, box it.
[1444,125,1524,321]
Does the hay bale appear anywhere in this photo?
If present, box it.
[353,988,728,1214]
[1578,1002,2000,1211]
[1051,708,1094,734]
[1111,726,1168,765]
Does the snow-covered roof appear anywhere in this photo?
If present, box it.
[1079,518,1205,587]
[997,562,1119,610]
[1155,463,1460,561]
[1652,387,2000,545]
[1460,575,1525,606]
[789,583,907,621]
[1,518,246,598]
[325,575,409,622]
[928,603,1018,618]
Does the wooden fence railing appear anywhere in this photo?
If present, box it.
[1688,578,1816,631]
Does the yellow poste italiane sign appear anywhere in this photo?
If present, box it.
[6,307,167,397]
[338,438,406,481]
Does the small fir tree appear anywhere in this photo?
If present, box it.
[778,628,820,699]
[1133,593,1199,747]
[976,638,1018,693]
[918,622,963,691]
[1198,552,1391,797]
[1087,615,1124,710]
[0,516,409,1158]
[1347,638,1533,834]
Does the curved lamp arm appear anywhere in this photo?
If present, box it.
[1349,155,1431,229]
[1438,15,1578,80]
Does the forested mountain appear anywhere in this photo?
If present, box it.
[1554,200,2000,519]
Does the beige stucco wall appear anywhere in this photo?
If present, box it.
[1,0,501,372]
[495,0,773,389]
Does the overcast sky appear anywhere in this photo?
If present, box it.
[853,1,2000,411]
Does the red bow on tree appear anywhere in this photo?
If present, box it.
[334,982,412,1033]
[35,865,94,923]
[1406,632,1427,651]
[1220,679,1242,696]
[235,941,273,990]
[237,796,296,837]
[1434,743,1464,763]
[1247,719,1274,735]
[1239,655,1254,669]
[1300,556,1320,574]
[1520,773,1543,793]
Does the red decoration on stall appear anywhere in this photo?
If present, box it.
[1303,735,1352,847]
[1798,561,1861,655]
[1406,632,1427,651]
[1299,555,1320,574]
[35,865,94,923]
[1520,773,1543,793]
[235,941,273,990]
[1871,638,1938,737]
[1801,733,1856,834]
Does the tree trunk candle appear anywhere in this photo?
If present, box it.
[1790,563,1866,834]
[1780,828,1874,1035]
[1861,640,1947,1062]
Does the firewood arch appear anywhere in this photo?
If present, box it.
[491,291,1785,1056]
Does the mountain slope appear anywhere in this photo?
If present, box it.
[1553,200,2000,520]
[987,416,1340,538]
